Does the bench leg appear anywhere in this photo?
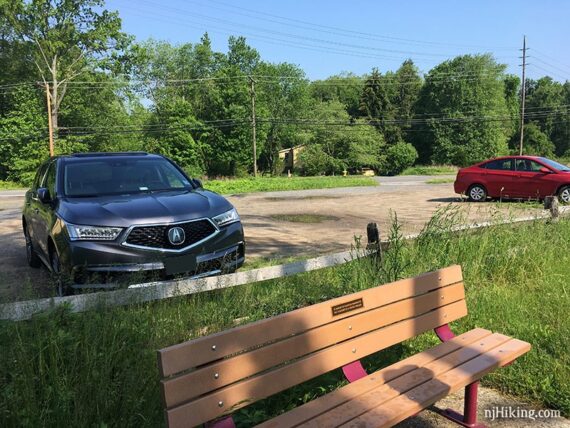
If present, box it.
[205,415,235,428]
[341,360,368,382]
[437,381,487,428]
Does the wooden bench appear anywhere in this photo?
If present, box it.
[157,265,531,427]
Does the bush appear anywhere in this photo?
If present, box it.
[297,144,344,176]
[384,142,418,175]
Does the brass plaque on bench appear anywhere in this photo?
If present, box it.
[332,298,364,316]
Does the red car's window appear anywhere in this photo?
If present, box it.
[515,159,543,172]
[483,159,513,171]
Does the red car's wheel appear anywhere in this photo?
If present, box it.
[468,184,487,202]
[558,186,570,204]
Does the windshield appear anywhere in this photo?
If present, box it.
[64,157,193,197]
[538,157,570,172]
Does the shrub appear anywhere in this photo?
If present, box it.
[384,142,418,175]
[298,144,344,176]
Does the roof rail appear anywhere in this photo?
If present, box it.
[70,152,149,157]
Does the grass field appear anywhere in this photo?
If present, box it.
[0,181,24,190]
[0,209,569,426]
[426,177,455,184]
[401,165,458,175]
[203,175,377,194]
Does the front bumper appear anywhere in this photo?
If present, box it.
[58,221,245,277]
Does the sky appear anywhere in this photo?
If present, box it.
[106,0,570,82]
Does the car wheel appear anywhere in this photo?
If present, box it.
[50,248,69,297]
[558,186,570,204]
[24,224,41,268]
[468,184,487,202]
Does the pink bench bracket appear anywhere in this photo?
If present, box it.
[433,324,487,428]
[341,360,368,383]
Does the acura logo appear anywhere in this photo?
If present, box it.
[168,227,185,245]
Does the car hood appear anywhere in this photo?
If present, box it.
[57,190,233,227]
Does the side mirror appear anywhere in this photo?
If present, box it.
[539,167,551,174]
[191,178,203,189]
[37,187,51,203]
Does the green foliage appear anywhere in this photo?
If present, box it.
[384,141,418,175]
[400,165,458,175]
[299,101,385,175]
[2,214,570,426]
[203,176,377,194]
[310,72,363,117]
[510,123,555,157]
[145,98,206,175]
[525,77,570,156]
[414,54,512,165]
[297,144,342,176]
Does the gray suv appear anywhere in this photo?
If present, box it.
[22,152,245,293]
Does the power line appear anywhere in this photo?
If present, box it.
[193,0,518,50]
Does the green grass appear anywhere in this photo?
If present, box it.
[1,209,569,426]
[401,165,458,175]
[0,181,24,190]
[426,177,455,184]
[269,213,338,223]
[203,175,377,195]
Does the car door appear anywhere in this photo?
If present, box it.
[34,160,58,258]
[513,158,554,199]
[480,158,516,198]
[27,162,49,247]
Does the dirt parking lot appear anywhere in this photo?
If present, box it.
[0,177,542,301]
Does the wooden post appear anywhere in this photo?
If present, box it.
[366,222,382,261]
[45,82,54,156]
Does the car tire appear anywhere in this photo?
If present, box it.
[468,184,487,202]
[24,224,41,268]
[558,186,570,204]
[50,247,70,296]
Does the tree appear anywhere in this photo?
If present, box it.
[385,142,418,175]
[256,61,310,173]
[5,0,128,133]
[394,60,422,138]
[310,73,363,118]
[414,54,511,165]
[145,98,206,176]
[524,77,567,155]
[300,101,385,175]
[511,122,555,157]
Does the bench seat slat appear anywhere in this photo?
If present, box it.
[289,332,512,427]
[162,282,466,404]
[164,300,468,427]
[158,265,463,377]
[255,328,493,428]
[338,338,531,428]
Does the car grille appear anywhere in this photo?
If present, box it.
[125,219,217,250]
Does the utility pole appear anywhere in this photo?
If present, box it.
[45,82,54,157]
[249,76,257,177]
[518,35,528,156]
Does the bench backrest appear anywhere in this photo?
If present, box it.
[157,265,467,427]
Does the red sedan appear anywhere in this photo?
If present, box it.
[454,156,570,202]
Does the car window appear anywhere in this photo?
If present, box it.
[516,159,543,172]
[483,159,513,171]
[32,162,49,190]
[42,162,57,196]
[64,157,192,197]
[159,164,187,188]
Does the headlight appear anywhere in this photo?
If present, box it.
[66,223,123,241]
[212,208,240,227]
